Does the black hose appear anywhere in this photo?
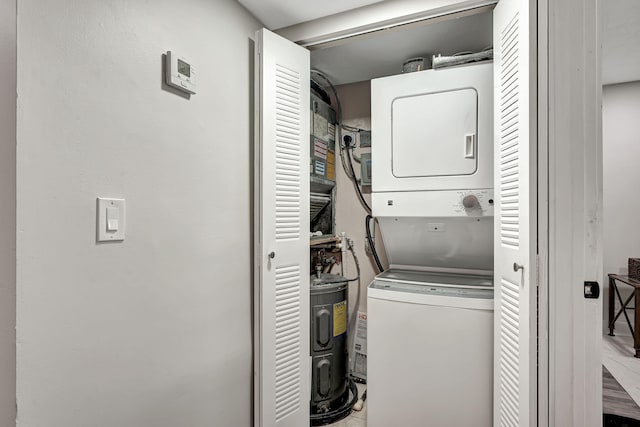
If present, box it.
[345,144,371,213]
[366,215,384,273]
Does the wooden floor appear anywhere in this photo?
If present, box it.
[336,366,640,426]
[604,365,640,420]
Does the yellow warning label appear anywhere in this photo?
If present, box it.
[333,300,347,337]
[326,150,336,181]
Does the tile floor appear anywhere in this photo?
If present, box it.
[329,383,367,427]
[603,334,640,406]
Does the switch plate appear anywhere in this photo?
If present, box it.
[97,198,126,242]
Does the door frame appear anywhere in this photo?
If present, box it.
[282,3,550,426]
[536,0,550,423]
[263,0,603,425]
[543,0,602,426]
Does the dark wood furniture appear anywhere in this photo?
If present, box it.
[608,274,640,358]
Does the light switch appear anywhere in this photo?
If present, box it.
[106,207,119,231]
[97,198,126,242]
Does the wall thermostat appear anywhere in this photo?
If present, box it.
[165,51,196,95]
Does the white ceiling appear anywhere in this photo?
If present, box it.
[237,0,384,30]
[602,0,640,85]
[310,11,493,85]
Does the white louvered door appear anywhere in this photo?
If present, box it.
[254,29,310,427]
[493,1,537,426]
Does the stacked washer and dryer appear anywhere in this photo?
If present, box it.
[367,62,494,427]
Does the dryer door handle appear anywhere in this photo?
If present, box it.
[464,134,476,159]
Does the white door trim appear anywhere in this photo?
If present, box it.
[536,0,550,424]
[545,0,602,425]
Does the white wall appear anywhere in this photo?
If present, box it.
[335,81,388,316]
[16,1,260,426]
[603,81,640,334]
[0,0,16,424]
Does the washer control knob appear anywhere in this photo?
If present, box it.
[462,194,479,209]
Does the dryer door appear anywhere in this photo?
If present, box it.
[392,88,478,178]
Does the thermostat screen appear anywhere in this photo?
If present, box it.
[177,59,190,77]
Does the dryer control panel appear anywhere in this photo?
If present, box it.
[372,189,494,218]
[454,190,494,215]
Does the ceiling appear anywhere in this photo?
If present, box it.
[237,0,384,30]
[310,10,493,85]
[239,0,640,86]
[602,0,640,85]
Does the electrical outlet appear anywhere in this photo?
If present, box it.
[341,131,356,149]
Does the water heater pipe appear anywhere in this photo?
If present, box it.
[340,232,348,276]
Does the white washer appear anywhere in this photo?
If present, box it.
[367,269,493,427]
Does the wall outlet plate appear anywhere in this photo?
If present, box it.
[341,131,356,149]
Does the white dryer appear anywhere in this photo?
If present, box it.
[367,270,494,427]
[371,62,493,194]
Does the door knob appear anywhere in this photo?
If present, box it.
[513,263,524,272]
[268,252,275,259]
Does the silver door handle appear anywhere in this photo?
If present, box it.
[513,263,524,272]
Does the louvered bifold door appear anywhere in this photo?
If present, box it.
[492,1,537,426]
[254,29,310,427]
